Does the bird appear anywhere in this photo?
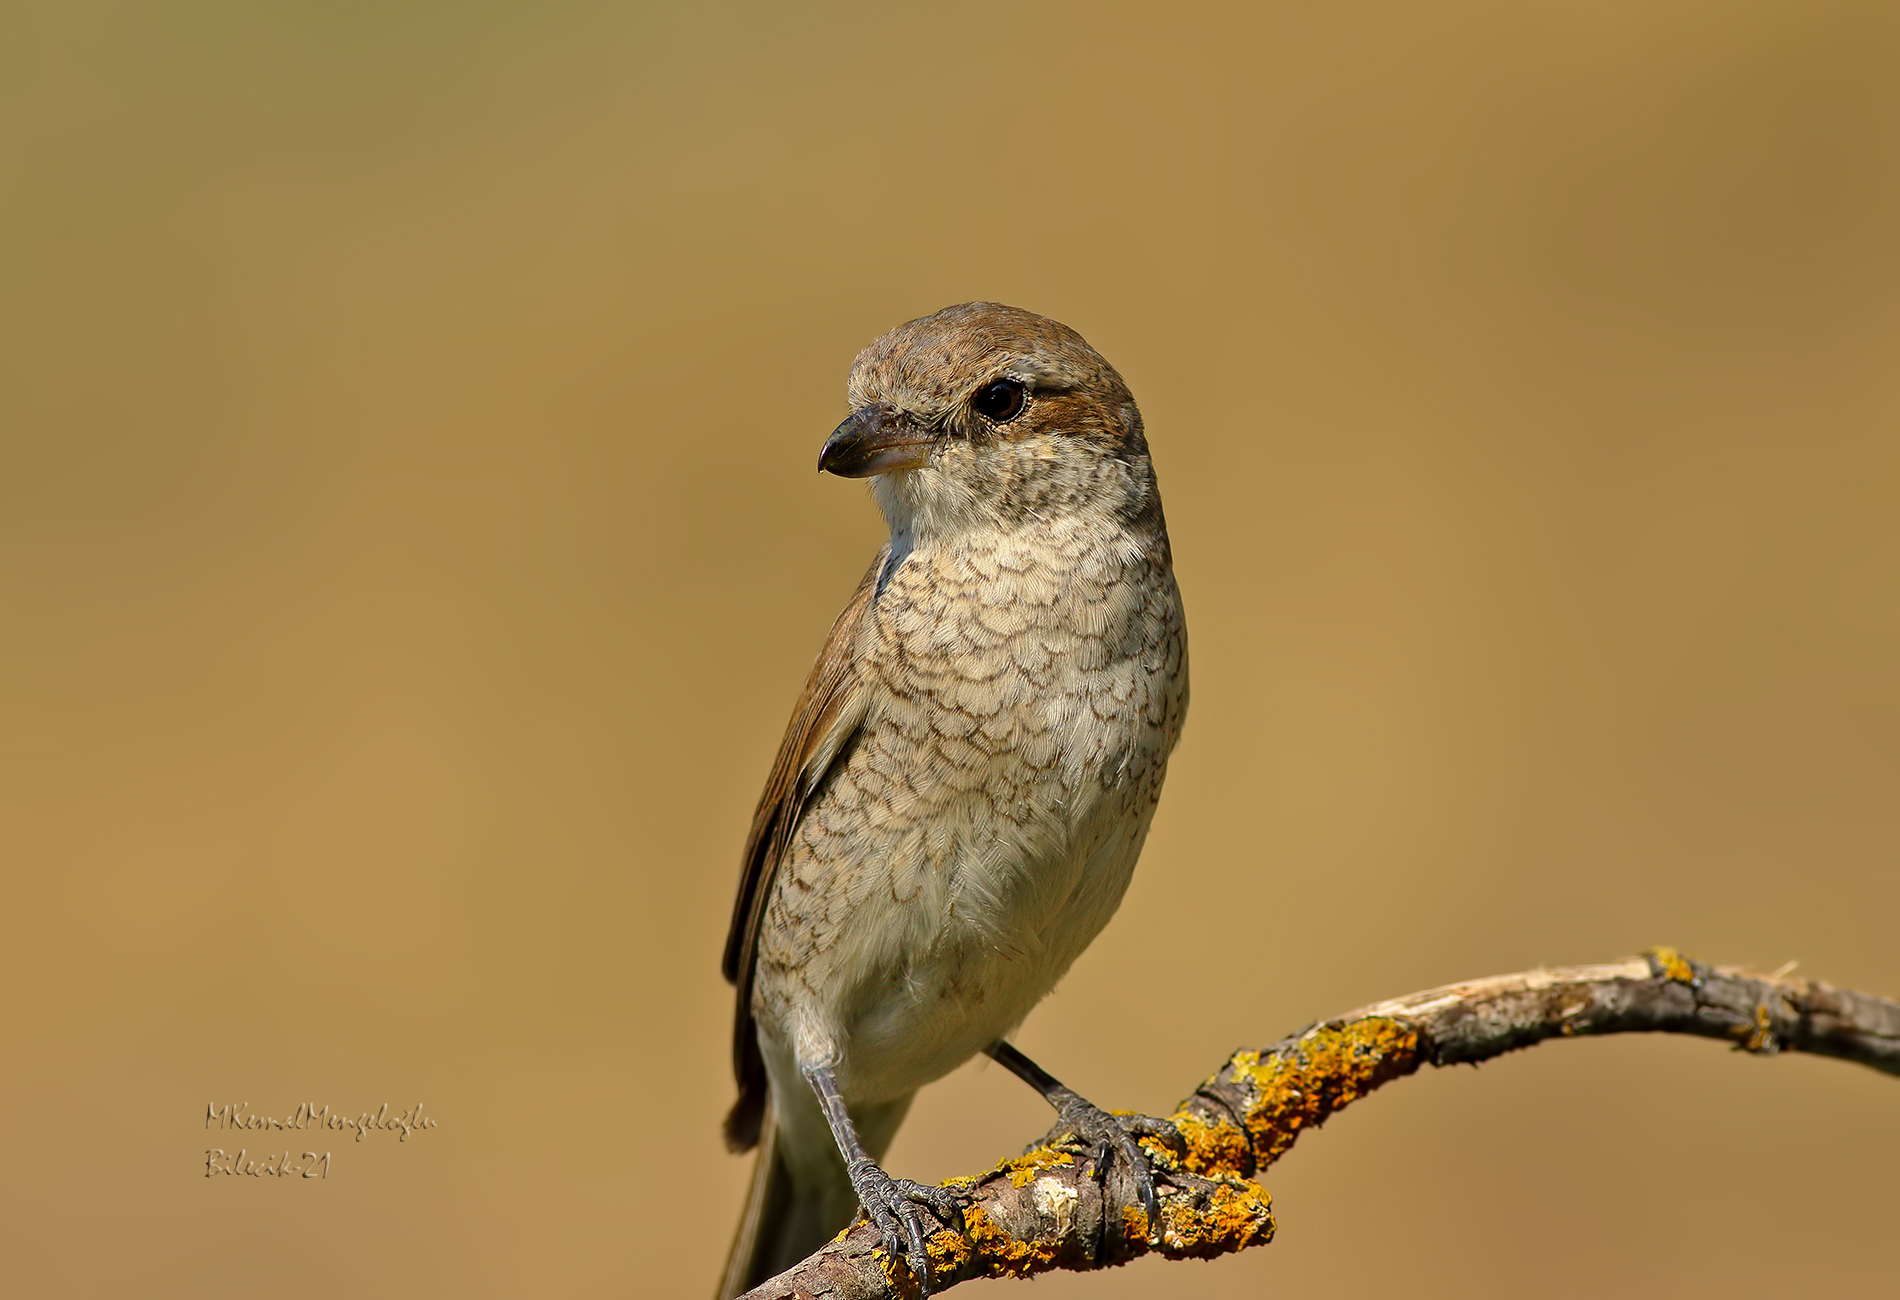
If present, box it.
[718,302,1189,1297]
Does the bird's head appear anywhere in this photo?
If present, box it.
[821,302,1160,540]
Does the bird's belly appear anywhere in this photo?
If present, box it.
[826,779,1159,1104]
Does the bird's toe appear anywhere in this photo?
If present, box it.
[847,1160,961,1294]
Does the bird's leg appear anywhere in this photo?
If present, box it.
[986,1040,1176,1233]
[800,1062,962,1290]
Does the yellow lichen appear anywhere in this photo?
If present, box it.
[1150,1176,1274,1258]
[1212,1018,1422,1169]
[962,1204,1061,1278]
[1190,1180,1275,1254]
[1738,1001,1777,1053]
[1001,1146,1075,1188]
[1650,945,1697,985]
[924,1226,971,1276]
[1169,1108,1250,1177]
[1121,1204,1150,1243]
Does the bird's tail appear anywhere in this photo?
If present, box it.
[716,1109,841,1299]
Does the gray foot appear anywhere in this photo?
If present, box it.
[846,1157,962,1291]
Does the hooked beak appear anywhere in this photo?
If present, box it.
[818,403,935,478]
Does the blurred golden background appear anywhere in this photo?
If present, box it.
[2,2,1896,1296]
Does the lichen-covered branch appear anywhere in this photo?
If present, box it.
[738,950,1900,1300]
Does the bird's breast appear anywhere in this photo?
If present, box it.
[852,524,1186,906]
[871,524,1176,706]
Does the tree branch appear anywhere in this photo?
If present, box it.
[738,949,1900,1300]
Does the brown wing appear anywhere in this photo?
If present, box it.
[720,551,882,1151]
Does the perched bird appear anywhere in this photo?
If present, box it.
[719,303,1189,1297]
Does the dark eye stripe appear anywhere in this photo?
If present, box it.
[973,378,1027,423]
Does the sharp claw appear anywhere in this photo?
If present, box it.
[873,1209,902,1265]
[1119,1134,1158,1232]
[900,1209,931,1289]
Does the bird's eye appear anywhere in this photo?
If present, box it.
[972,378,1027,423]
